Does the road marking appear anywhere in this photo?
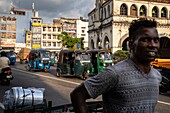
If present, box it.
[12,68,80,85]
[158,101,170,106]
[12,68,170,106]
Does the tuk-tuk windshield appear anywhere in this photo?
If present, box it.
[99,53,112,60]
[41,51,50,58]
[80,54,90,61]
[6,52,16,57]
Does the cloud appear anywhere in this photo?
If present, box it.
[0,0,95,22]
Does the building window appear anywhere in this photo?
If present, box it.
[120,4,128,15]
[130,4,137,16]
[152,6,159,18]
[82,30,85,33]
[48,27,51,32]
[48,42,51,46]
[48,34,51,39]
[53,27,56,32]
[43,34,46,39]
[139,5,147,16]
[53,42,56,46]
[43,42,46,46]
[108,5,110,16]
[58,27,61,32]
[53,35,56,39]
[104,7,107,18]
[43,27,46,31]
[1,24,6,30]
[161,7,167,18]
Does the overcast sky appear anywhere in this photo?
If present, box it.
[0,0,95,23]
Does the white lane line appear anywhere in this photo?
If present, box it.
[12,68,170,106]
[158,101,170,106]
[12,68,80,85]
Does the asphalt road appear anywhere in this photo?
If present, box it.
[0,61,170,113]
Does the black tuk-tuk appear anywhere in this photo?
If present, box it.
[56,49,92,79]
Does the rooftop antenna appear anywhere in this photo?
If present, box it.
[32,2,35,11]
[10,0,14,14]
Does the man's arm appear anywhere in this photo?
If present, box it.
[70,83,91,113]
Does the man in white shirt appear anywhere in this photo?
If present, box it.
[0,51,10,73]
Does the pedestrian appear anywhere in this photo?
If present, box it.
[70,18,162,113]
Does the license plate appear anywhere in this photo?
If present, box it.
[6,75,12,78]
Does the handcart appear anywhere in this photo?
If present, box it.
[2,87,103,113]
[4,100,103,113]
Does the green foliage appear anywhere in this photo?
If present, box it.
[112,50,130,64]
[57,32,83,49]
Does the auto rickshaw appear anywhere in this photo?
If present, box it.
[6,51,16,65]
[87,49,113,76]
[56,49,92,79]
[27,49,51,72]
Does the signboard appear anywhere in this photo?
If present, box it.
[32,44,41,49]
[1,39,16,47]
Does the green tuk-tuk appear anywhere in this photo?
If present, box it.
[87,49,113,76]
[56,49,92,79]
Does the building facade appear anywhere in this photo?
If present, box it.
[41,23,62,52]
[31,11,42,49]
[88,0,170,57]
[53,17,89,49]
[0,3,34,52]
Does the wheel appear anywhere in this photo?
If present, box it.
[27,65,31,71]
[56,69,61,77]
[80,72,90,80]
[20,59,23,64]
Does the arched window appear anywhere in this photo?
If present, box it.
[161,7,167,18]
[139,5,146,16]
[130,4,137,16]
[152,6,159,18]
[104,7,107,18]
[108,5,110,16]
[120,4,128,15]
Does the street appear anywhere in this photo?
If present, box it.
[0,62,170,113]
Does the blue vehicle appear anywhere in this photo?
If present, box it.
[6,51,16,65]
[27,49,51,72]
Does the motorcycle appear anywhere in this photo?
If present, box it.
[0,67,13,85]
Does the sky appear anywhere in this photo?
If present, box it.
[0,0,95,23]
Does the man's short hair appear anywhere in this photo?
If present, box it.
[128,18,158,41]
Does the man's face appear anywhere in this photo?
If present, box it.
[131,27,160,63]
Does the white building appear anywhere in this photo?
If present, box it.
[41,23,62,52]
[53,17,89,49]
[88,0,170,57]
[76,18,89,48]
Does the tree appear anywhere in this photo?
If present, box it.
[57,32,82,49]
[112,50,130,64]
